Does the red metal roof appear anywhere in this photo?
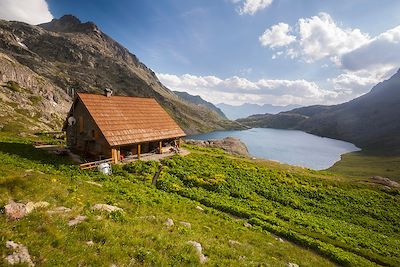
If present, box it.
[77,93,185,146]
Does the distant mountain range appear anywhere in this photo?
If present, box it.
[238,69,400,152]
[217,103,302,120]
[0,15,240,134]
[173,91,227,119]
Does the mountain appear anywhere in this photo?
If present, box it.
[238,70,400,152]
[217,103,302,120]
[0,15,240,134]
[173,91,227,119]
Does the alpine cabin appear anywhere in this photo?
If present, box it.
[63,90,186,163]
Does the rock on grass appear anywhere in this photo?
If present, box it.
[5,241,34,266]
[5,200,49,220]
[25,201,49,213]
[187,241,208,264]
[165,218,174,227]
[92,204,122,213]
[68,215,87,226]
[5,201,26,220]
[47,206,72,214]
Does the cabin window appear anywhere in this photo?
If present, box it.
[79,116,84,133]
[91,129,95,138]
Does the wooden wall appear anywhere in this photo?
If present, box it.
[65,100,111,159]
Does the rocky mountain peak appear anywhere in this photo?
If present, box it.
[58,14,82,25]
[38,14,100,34]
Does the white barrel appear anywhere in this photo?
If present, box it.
[98,163,112,175]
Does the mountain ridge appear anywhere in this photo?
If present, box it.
[217,102,302,120]
[173,91,227,119]
[0,15,240,134]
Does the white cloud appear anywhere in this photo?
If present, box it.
[260,12,370,63]
[297,12,370,62]
[329,67,397,98]
[235,0,273,15]
[157,73,337,105]
[0,0,53,25]
[259,23,296,48]
[259,12,400,102]
[341,25,400,71]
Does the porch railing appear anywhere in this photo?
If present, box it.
[80,158,113,170]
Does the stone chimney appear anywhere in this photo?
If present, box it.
[104,88,113,97]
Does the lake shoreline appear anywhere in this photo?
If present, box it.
[188,128,360,170]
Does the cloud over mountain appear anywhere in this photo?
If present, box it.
[158,73,336,106]
[258,12,400,104]
[0,0,53,25]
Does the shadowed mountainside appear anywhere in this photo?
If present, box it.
[173,91,227,119]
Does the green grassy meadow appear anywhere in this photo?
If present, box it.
[157,146,400,267]
[328,150,400,182]
[0,133,334,266]
[1,133,399,266]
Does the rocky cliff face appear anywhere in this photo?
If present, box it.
[0,52,70,132]
[0,15,239,134]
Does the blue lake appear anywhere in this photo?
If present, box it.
[188,128,360,170]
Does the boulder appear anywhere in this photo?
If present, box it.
[165,218,174,227]
[371,176,399,188]
[5,201,26,220]
[187,241,208,264]
[5,241,34,266]
[288,263,299,267]
[5,200,49,220]
[68,215,87,226]
[92,204,123,213]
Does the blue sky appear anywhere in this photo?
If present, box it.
[1,0,400,105]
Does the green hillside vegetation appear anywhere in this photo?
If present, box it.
[157,146,400,267]
[328,151,400,182]
[0,133,334,266]
[1,134,399,266]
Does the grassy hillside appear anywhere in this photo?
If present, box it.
[1,133,399,266]
[157,146,400,267]
[0,133,334,266]
[328,151,400,182]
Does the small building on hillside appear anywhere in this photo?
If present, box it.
[63,90,186,163]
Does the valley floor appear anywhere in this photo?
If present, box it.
[0,133,399,266]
